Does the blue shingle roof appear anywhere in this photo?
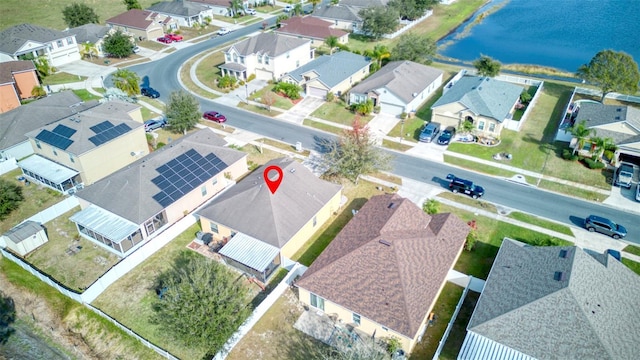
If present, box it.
[286,51,370,89]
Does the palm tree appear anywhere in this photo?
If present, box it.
[591,136,616,162]
[292,3,303,16]
[365,44,391,70]
[31,85,46,98]
[325,35,338,55]
[569,120,595,155]
[112,69,140,97]
[309,0,321,11]
[81,42,98,60]
[228,0,243,17]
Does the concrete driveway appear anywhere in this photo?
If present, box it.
[406,140,448,162]
[277,96,325,124]
[56,60,115,88]
[603,183,640,215]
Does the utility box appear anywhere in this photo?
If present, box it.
[0,221,48,256]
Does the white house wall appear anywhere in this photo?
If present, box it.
[377,87,407,115]
[1,141,33,161]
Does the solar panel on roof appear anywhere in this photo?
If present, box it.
[35,130,73,150]
[52,124,76,138]
[88,123,132,146]
[90,121,114,134]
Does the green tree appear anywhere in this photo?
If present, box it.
[0,179,24,220]
[0,291,16,345]
[422,198,439,215]
[111,69,140,96]
[591,136,616,162]
[102,30,134,58]
[292,3,304,16]
[359,6,399,40]
[31,85,46,98]
[165,91,201,134]
[273,82,302,100]
[365,44,391,70]
[569,120,595,155]
[325,35,339,55]
[80,42,98,60]
[577,50,640,102]
[389,0,423,21]
[151,252,250,353]
[309,0,321,11]
[123,0,142,10]
[391,33,435,64]
[228,0,243,17]
[33,56,54,79]
[353,99,374,116]
[473,55,501,77]
[62,3,99,28]
[322,116,392,183]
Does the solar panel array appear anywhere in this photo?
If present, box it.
[88,120,132,146]
[152,149,228,207]
[35,127,75,150]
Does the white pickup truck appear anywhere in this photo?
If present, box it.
[615,163,635,189]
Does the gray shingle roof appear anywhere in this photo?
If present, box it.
[2,221,43,244]
[147,1,209,17]
[75,128,246,224]
[230,32,310,57]
[63,24,109,44]
[0,24,69,55]
[286,51,370,89]
[0,60,36,85]
[197,157,342,249]
[340,0,388,7]
[576,102,640,129]
[313,5,362,22]
[0,91,97,150]
[24,101,142,155]
[350,60,444,103]
[466,239,640,360]
[431,76,523,122]
[296,194,469,338]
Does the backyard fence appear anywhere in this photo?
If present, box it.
[575,87,640,104]
[503,80,545,131]
[432,278,473,360]
[383,10,433,39]
[0,157,18,175]
[26,196,79,224]
[85,304,179,360]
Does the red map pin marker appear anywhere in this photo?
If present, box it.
[263,165,283,194]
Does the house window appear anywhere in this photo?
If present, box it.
[296,60,299,67]
[201,185,207,196]
[265,57,270,65]
[212,177,218,186]
[210,222,219,234]
[69,154,74,163]
[35,140,41,149]
[478,121,485,131]
[313,216,317,227]
[258,56,262,64]
[225,53,231,62]
[286,52,290,59]
[350,76,353,83]
[489,123,496,132]
[66,37,74,45]
[57,40,64,48]
[310,293,324,311]
[240,56,245,64]
[352,313,361,325]
[382,326,389,331]
[233,54,238,62]
[48,44,53,52]
[52,148,58,156]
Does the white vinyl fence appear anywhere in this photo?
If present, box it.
[0,157,18,175]
[26,196,79,224]
[575,87,640,104]
[432,279,472,360]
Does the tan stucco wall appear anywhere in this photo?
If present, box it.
[596,122,639,136]
[432,102,503,137]
[126,107,144,123]
[13,71,39,99]
[0,84,20,113]
[280,188,342,258]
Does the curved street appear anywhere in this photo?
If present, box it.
[113,21,640,245]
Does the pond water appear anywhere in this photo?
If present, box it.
[438,0,640,72]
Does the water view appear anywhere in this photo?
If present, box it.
[438,0,640,72]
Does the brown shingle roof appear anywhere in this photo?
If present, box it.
[0,60,35,85]
[276,16,348,40]
[296,194,469,338]
[106,9,155,30]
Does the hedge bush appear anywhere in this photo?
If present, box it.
[583,158,605,169]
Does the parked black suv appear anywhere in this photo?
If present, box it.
[584,215,627,239]
[141,87,160,98]
[446,174,485,199]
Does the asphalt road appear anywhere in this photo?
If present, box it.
[117,21,640,244]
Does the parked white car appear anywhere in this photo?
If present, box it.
[217,27,230,36]
[283,4,294,12]
[246,8,257,15]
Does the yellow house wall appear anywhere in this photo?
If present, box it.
[280,189,342,259]
[330,65,370,95]
[126,108,144,123]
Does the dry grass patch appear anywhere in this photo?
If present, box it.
[240,144,285,169]
[257,138,311,157]
[237,102,282,116]
[25,207,120,291]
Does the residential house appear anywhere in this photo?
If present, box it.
[219,32,313,81]
[0,91,98,161]
[197,158,343,282]
[106,9,177,41]
[275,16,349,47]
[458,238,640,360]
[296,194,470,354]
[349,61,444,116]
[147,1,213,28]
[567,102,640,165]
[0,60,40,113]
[431,76,523,138]
[281,51,370,98]
[70,128,247,256]
[312,5,363,32]
[63,24,110,58]
[189,0,233,17]
[19,101,145,193]
[0,24,81,67]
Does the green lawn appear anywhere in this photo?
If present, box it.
[72,89,102,101]
[622,258,640,276]
[310,100,373,126]
[508,211,573,236]
[0,0,158,30]
[0,169,64,233]
[42,72,86,85]
[302,118,343,135]
[443,155,537,183]
[249,85,296,110]
[623,244,640,257]
[194,51,226,92]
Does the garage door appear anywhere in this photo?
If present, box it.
[255,68,273,81]
[147,28,164,40]
[380,102,404,116]
[307,86,328,98]
[619,152,640,167]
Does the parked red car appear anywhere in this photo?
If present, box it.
[166,34,183,42]
[203,111,227,123]
[157,36,173,44]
